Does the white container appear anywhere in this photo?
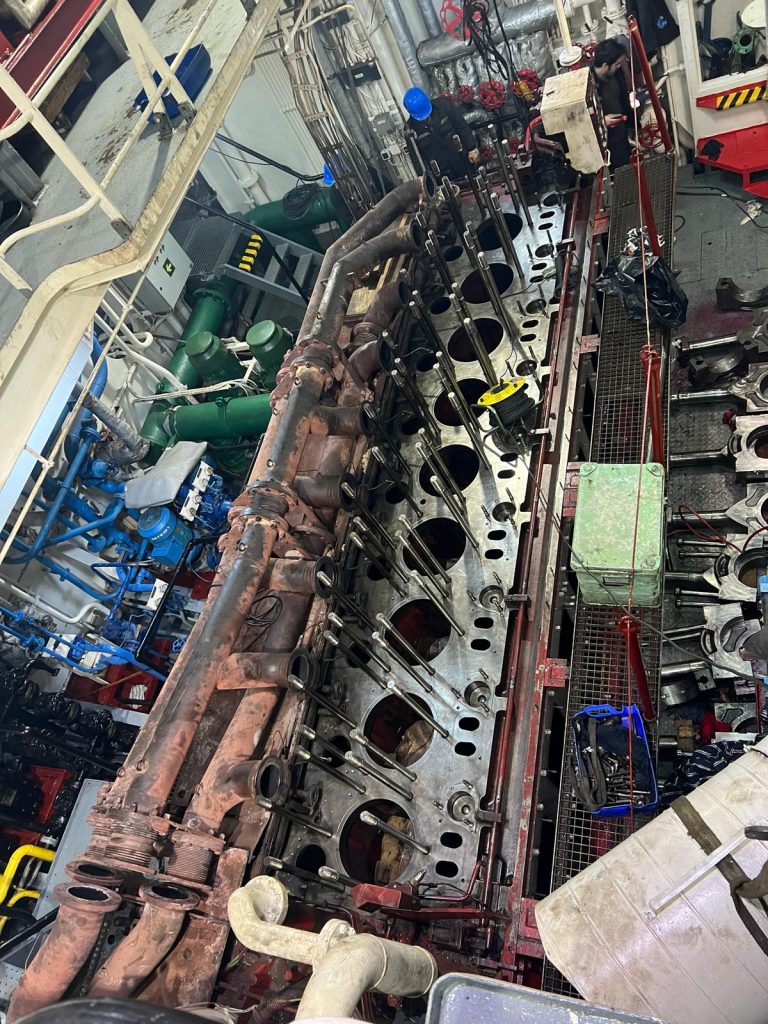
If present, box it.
[537,735,768,1024]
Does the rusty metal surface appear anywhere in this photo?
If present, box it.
[18,178,438,1013]
[7,883,122,1021]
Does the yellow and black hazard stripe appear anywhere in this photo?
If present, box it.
[238,232,263,272]
[716,85,766,109]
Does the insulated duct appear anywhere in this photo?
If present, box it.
[414,0,442,37]
[417,0,557,65]
[381,0,430,90]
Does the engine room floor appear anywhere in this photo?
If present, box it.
[674,164,768,343]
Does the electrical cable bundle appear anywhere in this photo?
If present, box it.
[478,378,535,427]
[282,182,320,220]
[461,0,515,81]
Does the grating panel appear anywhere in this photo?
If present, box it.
[542,155,675,994]
[591,157,676,464]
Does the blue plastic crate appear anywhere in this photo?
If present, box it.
[133,44,212,122]
[571,703,658,817]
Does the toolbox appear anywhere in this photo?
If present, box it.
[571,462,665,607]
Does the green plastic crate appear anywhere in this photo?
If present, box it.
[571,463,665,608]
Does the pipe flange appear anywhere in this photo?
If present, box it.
[139,880,200,912]
[242,875,290,924]
[315,918,356,961]
[65,860,125,889]
[55,882,122,915]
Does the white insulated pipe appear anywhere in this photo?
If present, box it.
[228,877,438,1019]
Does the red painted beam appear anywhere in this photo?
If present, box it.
[0,0,105,128]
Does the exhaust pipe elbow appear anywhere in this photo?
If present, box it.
[7,883,122,1022]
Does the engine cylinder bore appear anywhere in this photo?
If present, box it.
[747,426,768,460]
[434,379,488,427]
[401,517,467,572]
[363,693,435,767]
[418,444,481,496]
[389,599,452,664]
[447,318,503,363]
[475,213,523,251]
[461,264,514,304]
[339,800,414,883]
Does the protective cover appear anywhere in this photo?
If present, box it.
[124,441,207,510]
[594,254,688,330]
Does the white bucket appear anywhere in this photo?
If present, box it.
[537,736,768,1024]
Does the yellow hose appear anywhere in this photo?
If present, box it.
[0,886,42,936]
[0,845,54,937]
[0,845,53,907]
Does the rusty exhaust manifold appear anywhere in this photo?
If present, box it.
[11,176,436,1020]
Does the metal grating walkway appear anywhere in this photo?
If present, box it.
[543,155,676,995]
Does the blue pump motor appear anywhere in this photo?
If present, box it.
[137,506,193,567]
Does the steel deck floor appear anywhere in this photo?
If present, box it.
[543,154,676,994]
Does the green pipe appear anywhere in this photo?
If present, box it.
[244,186,351,251]
[169,394,272,443]
[140,279,237,457]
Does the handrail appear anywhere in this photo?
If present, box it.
[0,0,284,564]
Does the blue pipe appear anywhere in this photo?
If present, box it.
[40,499,125,552]
[0,606,165,680]
[4,439,92,564]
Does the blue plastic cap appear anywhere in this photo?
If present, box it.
[322,163,335,186]
[403,87,432,121]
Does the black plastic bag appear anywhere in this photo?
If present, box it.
[594,254,688,330]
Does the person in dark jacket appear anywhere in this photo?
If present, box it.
[592,38,634,171]
[403,87,479,180]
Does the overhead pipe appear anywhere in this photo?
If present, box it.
[7,883,121,1023]
[380,0,430,91]
[417,0,557,65]
[88,882,199,999]
[414,0,442,36]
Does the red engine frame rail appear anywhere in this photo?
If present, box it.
[495,176,600,976]
[0,0,105,128]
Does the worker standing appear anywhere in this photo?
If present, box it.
[591,39,633,171]
[403,87,480,180]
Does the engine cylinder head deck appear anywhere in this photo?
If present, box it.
[10,174,571,1020]
[267,192,566,902]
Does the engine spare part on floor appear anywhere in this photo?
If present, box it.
[716,277,768,312]
[571,704,658,815]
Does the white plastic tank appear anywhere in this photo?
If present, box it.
[537,735,768,1024]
